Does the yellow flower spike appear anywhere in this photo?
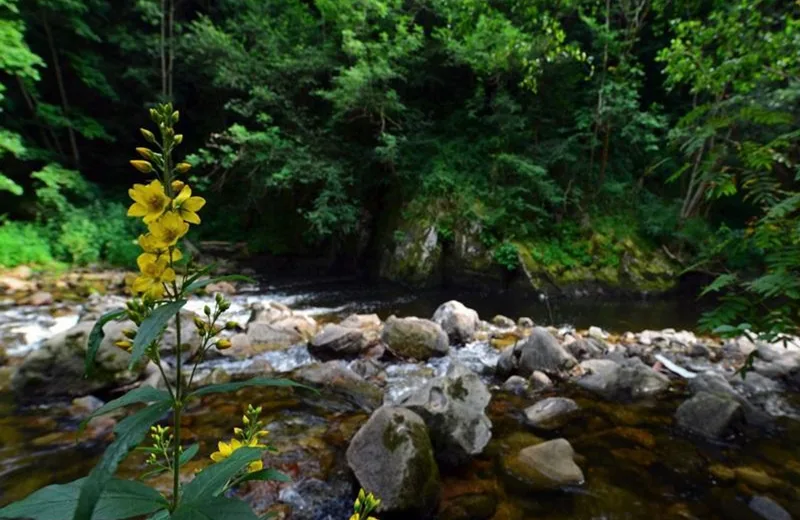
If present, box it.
[172,185,206,225]
[349,514,360,520]
[130,160,154,174]
[210,440,233,462]
[175,162,191,174]
[132,254,175,299]
[128,180,169,224]
[148,212,189,247]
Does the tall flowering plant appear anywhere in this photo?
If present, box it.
[0,104,312,520]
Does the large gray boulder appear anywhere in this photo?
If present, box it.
[308,324,365,360]
[401,362,492,466]
[12,321,145,398]
[565,337,607,361]
[432,300,480,345]
[248,301,292,324]
[497,327,576,379]
[346,407,441,515]
[502,438,584,491]
[576,358,669,400]
[675,391,743,439]
[689,371,771,425]
[246,315,318,348]
[381,316,449,360]
[294,362,382,412]
[524,398,579,430]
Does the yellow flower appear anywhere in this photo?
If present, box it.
[210,439,263,473]
[350,515,359,520]
[148,212,189,247]
[128,181,169,223]
[137,233,182,265]
[172,185,206,225]
[132,254,175,299]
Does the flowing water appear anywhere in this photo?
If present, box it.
[0,280,798,519]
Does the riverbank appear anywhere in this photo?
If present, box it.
[0,278,798,519]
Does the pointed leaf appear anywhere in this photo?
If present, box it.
[129,300,186,369]
[179,443,199,467]
[73,402,172,520]
[171,496,260,520]
[183,275,255,295]
[86,309,126,376]
[236,468,291,484]
[0,478,166,520]
[180,262,218,292]
[187,377,317,399]
[181,447,263,503]
[79,387,171,435]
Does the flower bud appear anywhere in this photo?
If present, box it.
[149,108,160,123]
[175,162,191,174]
[136,147,155,160]
[130,160,154,174]
[204,305,211,317]
[122,328,138,339]
[171,180,186,192]
[225,321,239,330]
[216,339,232,350]
[193,316,206,332]
[171,110,180,123]
[174,134,184,145]
[114,339,133,351]
[140,128,156,144]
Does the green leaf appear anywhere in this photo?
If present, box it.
[180,262,218,292]
[170,496,260,520]
[236,468,291,485]
[180,447,263,503]
[179,443,199,466]
[73,402,171,520]
[129,300,187,369]
[79,387,171,435]
[699,273,737,297]
[187,377,317,399]
[183,275,255,295]
[712,324,737,335]
[0,478,167,520]
[86,309,126,376]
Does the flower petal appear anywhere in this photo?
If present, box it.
[127,203,148,217]
[181,211,201,225]
[182,196,206,212]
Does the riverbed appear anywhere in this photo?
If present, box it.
[0,281,798,519]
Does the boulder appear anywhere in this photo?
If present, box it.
[346,407,441,515]
[248,301,292,324]
[749,496,792,520]
[308,324,365,360]
[295,362,383,412]
[492,315,516,329]
[566,337,607,361]
[502,438,584,491]
[381,316,448,360]
[502,375,529,395]
[247,315,318,348]
[689,371,771,426]
[204,280,236,295]
[529,371,553,391]
[524,398,579,430]
[497,327,576,379]
[753,341,800,379]
[518,317,534,328]
[675,391,743,439]
[401,363,492,466]
[340,313,382,343]
[12,321,145,398]
[25,291,54,306]
[576,358,669,400]
[432,301,480,345]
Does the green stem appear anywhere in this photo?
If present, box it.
[171,306,182,510]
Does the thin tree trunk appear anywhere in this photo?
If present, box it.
[589,0,611,183]
[161,0,167,98]
[42,13,80,166]
[16,76,61,156]
[167,0,175,99]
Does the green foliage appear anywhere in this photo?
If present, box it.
[493,242,520,272]
[0,220,53,266]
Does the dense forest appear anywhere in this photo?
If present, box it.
[1,0,799,335]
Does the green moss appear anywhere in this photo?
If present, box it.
[397,421,441,514]
[448,378,468,401]
[383,416,408,452]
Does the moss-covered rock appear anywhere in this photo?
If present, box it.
[346,406,441,516]
[381,316,449,360]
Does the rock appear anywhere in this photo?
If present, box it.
[401,363,491,466]
[278,477,353,520]
[749,496,792,520]
[675,391,743,439]
[577,358,669,400]
[517,317,534,328]
[295,362,383,412]
[502,438,584,491]
[588,326,608,340]
[220,333,253,359]
[492,315,515,329]
[0,275,35,293]
[753,341,800,379]
[524,398,579,430]
[566,337,606,361]
[308,324,366,360]
[249,301,292,324]
[247,315,318,348]
[26,291,53,306]
[529,371,553,391]
[734,466,777,491]
[340,313,382,330]
[432,301,480,345]
[497,327,576,379]
[381,316,448,360]
[0,345,7,366]
[69,395,105,418]
[346,406,441,515]
[688,344,712,358]
[12,321,146,398]
[709,464,736,482]
[502,376,529,395]
[689,371,771,426]
[192,367,232,388]
[204,280,236,295]
[9,265,33,280]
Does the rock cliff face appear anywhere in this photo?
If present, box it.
[377,199,678,295]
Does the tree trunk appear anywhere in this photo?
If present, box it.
[42,13,80,166]
[167,0,175,99]
[16,76,61,157]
